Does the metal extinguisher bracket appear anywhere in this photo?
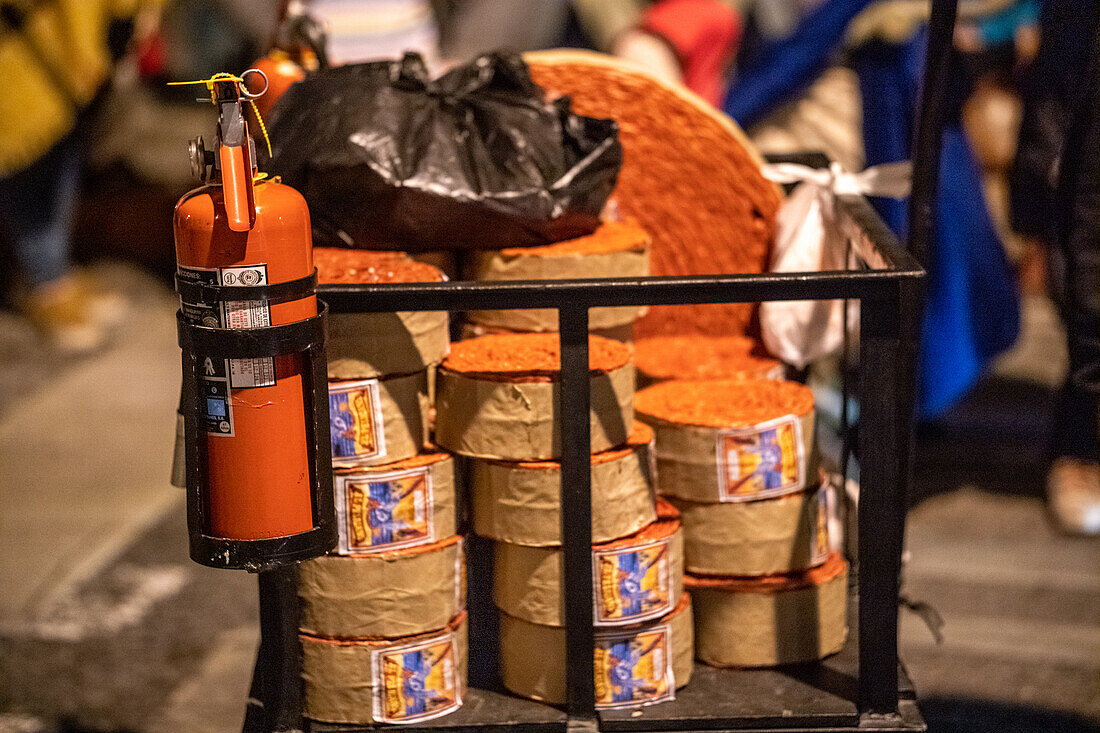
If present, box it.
[176,270,336,571]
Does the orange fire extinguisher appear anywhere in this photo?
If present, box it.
[173,72,318,542]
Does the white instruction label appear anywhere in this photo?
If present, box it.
[219,265,275,388]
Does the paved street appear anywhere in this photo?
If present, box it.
[0,270,1097,732]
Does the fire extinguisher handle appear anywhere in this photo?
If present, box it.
[215,81,257,232]
[220,144,256,232]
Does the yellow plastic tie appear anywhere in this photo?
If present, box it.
[167,73,273,157]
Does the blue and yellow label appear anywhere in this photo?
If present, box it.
[374,634,461,724]
[329,379,386,467]
[716,415,804,502]
[594,540,671,626]
[812,486,830,566]
[336,466,434,554]
[594,626,673,709]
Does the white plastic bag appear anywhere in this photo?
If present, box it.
[759,161,911,369]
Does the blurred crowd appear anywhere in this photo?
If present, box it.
[0,0,1096,532]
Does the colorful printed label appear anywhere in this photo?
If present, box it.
[593,539,672,626]
[335,466,434,554]
[177,264,275,393]
[594,625,674,709]
[373,633,461,724]
[812,486,830,566]
[329,379,386,466]
[715,415,805,502]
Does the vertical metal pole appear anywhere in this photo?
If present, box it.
[908,0,959,267]
[243,566,303,733]
[857,280,919,717]
[558,305,597,728]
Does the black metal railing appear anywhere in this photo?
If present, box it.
[249,193,925,732]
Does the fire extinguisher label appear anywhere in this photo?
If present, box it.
[218,265,276,389]
[199,371,234,436]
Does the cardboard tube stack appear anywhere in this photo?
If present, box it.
[316,247,450,381]
[303,251,467,725]
[635,378,848,667]
[437,333,695,709]
[464,221,650,338]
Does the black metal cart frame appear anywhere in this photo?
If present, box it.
[279,192,924,730]
[239,0,963,725]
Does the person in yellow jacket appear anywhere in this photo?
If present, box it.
[0,0,157,352]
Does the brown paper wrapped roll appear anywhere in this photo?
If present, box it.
[467,221,650,332]
[687,554,848,667]
[525,50,782,339]
[636,379,815,503]
[328,371,430,468]
[435,334,634,460]
[471,422,656,547]
[316,247,450,379]
[669,484,830,577]
[299,535,464,639]
[302,613,467,725]
[635,336,782,384]
[500,593,692,707]
[494,498,682,627]
[333,451,457,555]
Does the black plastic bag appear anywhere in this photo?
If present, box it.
[266,52,622,251]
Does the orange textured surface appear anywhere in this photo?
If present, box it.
[635,336,780,380]
[499,421,654,469]
[331,449,451,474]
[635,378,813,428]
[441,333,631,381]
[527,51,781,338]
[314,247,444,284]
[684,553,845,594]
[497,220,649,257]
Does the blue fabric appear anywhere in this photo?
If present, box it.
[723,0,875,127]
[852,27,1020,418]
[921,125,1021,416]
[725,3,1021,419]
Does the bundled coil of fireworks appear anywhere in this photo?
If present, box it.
[317,248,450,380]
[303,254,467,725]
[494,498,683,628]
[499,593,693,707]
[634,378,824,576]
[634,335,783,386]
[434,333,635,460]
[686,554,848,667]
[470,422,658,547]
[301,613,468,725]
[464,221,650,338]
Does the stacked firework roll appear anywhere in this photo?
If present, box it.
[462,221,650,342]
[435,333,693,709]
[300,249,467,726]
[635,379,847,668]
[634,335,783,386]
